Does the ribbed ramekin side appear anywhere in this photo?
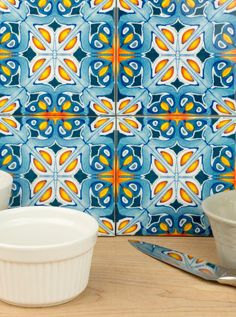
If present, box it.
[0,248,93,307]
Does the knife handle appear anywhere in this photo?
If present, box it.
[217,276,236,287]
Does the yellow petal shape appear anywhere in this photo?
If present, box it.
[64,59,78,73]
[186,0,195,8]
[154,159,168,173]
[161,66,174,81]
[154,181,167,195]
[0,1,8,9]
[65,180,78,194]
[161,122,170,131]
[39,121,48,131]
[32,37,46,50]
[1,32,11,44]
[225,99,236,111]
[65,159,78,172]
[0,123,9,133]
[60,150,72,165]
[94,103,108,114]
[59,187,72,202]
[123,187,133,198]
[182,29,194,44]
[58,66,71,81]
[123,224,138,234]
[160,222,168,232]
[59,28,71,43]
[102,99,113,110]
[223,33,233,44]
[160,188,173,203]
[0,98,7,108]
[162,28,174,44]
[32,58,46,73]
[102,122,113,133]
[187,37,201,51]
[102,219,113,230]
[1,65,11,76]
[102,0,113,9]
[39,66,51,81]
[34,180,46,194]
[186,160,199,173]
[119,99,130,110]
[63,121,72,131]
[39,150,52,165]
[123,118,139,129]
[180,188,192,203]
[185,102,194,111]
[64,37,77,51]
[222,67,232,77]
[99,187,109,198]
[160,101,170,111]
[120,0,130,10]
[224,123,236,134]
[187,59,200,73]
[161,151,173,166]
[124,33,134,44]
[100,155,109,166]
[94,118,109,128]
[38,28,51,43]
[123,155,133,166]
[2,118,17,128]
[62,101,71,111]
[39,188,52,202]
[155,37,169,51]
[99,66,108,77]
[185,122,194,131]
[119,122,130,133]
[183,223,192,232]
[99,33,109,44]
[123,66,133,77]
[186,181,199,195]
[161,0,171,8]
[2,103,17,113]
[2,154,12,165]
[63,0,72,8]
[155,59,168,74]
[33,158,47,172]
[38,0,47,7]
[180,151,193,166]
[38,100,47,110]
[221,156,231,167]
[181,67,194,82]
[227,1,236,10]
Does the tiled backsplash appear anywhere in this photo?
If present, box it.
[0,0,235,236]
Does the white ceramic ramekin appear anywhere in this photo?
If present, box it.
[202,190,236,269]
[0,206,98,307]
[0,170,13,210]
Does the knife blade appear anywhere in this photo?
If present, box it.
[129,240,236,287]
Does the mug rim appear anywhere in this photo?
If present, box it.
[202,190,236,226]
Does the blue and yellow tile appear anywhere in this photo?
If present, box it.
[0,115,115,235]
[0,0,115,116]
[117,0,236,115]
[116,116,236,235]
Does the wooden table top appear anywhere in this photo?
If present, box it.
[0,236,236,317]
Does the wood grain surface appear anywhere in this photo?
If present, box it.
[0,237,236,317]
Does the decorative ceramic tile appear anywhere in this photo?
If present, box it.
[0,0,114,116]
[117,0,236,115]
[0,115,115,235]
[116,116,236,235]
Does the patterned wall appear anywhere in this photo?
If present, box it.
[0,0,235,236]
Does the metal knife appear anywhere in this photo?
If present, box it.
[129,240,236,287]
